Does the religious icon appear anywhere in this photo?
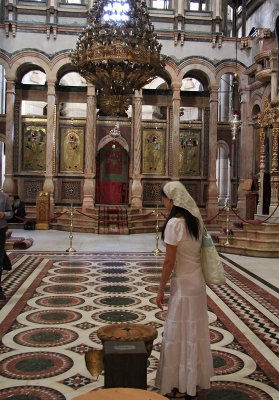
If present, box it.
[179,130,200,175]
[22,125,46,171]
[142,129,165,174]
[60,127,84,172]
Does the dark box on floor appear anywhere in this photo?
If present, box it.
[103,340,147,389]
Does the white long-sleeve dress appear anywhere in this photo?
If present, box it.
[155,218,214,397]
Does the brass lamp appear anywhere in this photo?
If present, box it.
[71,0,167,117]
[230,73,241,140]
[229,111,241,141]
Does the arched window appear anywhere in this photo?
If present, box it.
[137,76,169,120]
[218,73,235,123]
[186,0,208,12]
[59,0,87,5]
[150,0,172,9]
[59,72,86,87]
[58,72,87,118]
[21,70,46,116]
[180,77,203,121]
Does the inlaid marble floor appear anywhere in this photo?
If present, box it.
[6,229,279,286]
[0,230,278,400]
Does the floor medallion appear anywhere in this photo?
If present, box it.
[35,295,85,307]
[13,327,79,347]
[26,309,82,324]
[0,385,65,400]
[0,351,73,379]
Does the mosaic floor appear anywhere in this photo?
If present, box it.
[0,251,278,400]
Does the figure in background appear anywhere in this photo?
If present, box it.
[10,195,26,222]
[0,191,13,300]
[155,181,214,399]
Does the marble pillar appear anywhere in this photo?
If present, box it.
[206,85,219,219]
[219,74,231,122]
[217,145,229,206]
[270,50,278,102]
[3,79,15,196]
[131,90,143,210]
[171,82,181,180]
[43,81,55,217]
[237,90,253,217]
[82,84,96,211]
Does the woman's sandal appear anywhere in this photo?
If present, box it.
[164,388,198,399]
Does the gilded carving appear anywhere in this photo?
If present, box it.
[258,100,279,128]
[22,125,46,171]
[179,130,200,175]
[142,129,165,174]
[60,127,84,173]
[259,129,266,171]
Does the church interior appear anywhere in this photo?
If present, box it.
[0,0,279,399]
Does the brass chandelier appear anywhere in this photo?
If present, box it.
[71,0,166,116]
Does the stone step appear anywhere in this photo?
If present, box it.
[242,222,279,232]
[216,242,279,258]
[218,235,279,249]
[232,229,279,240]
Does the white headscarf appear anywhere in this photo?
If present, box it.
[163,181,203,223]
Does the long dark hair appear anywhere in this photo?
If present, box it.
[161,191,201,241]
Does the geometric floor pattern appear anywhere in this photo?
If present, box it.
[0,251,278,400]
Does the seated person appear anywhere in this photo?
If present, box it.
[10,195,26,222]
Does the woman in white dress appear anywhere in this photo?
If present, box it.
[155,181,214,399]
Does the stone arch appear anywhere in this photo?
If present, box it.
[178,58,217,89]
[53,56,79,84]
[164,60,182,88]
[95,135,130,205]
[0,53,10,72]
[249,92,263,118]
[155,67,172,88]
[9,51,50,83]
[215,61,246,87]
[251,103,261,118]
[97,134,129,153]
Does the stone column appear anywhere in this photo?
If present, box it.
[82,84,96,211]
[222,0,228,35]
[219,74,231,122]
[237,89,253,217]
[206,85,219,219]
[217,145,229,206]
[2,79,15,196]
[171,82,181,180]
[43,80,55,217]
[131,90,143,210]
[270,50,278,102]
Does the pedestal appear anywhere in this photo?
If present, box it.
[104,341,147,389]
[97,323,158,358]
[36,191,50,230]
[246,192,258,220]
